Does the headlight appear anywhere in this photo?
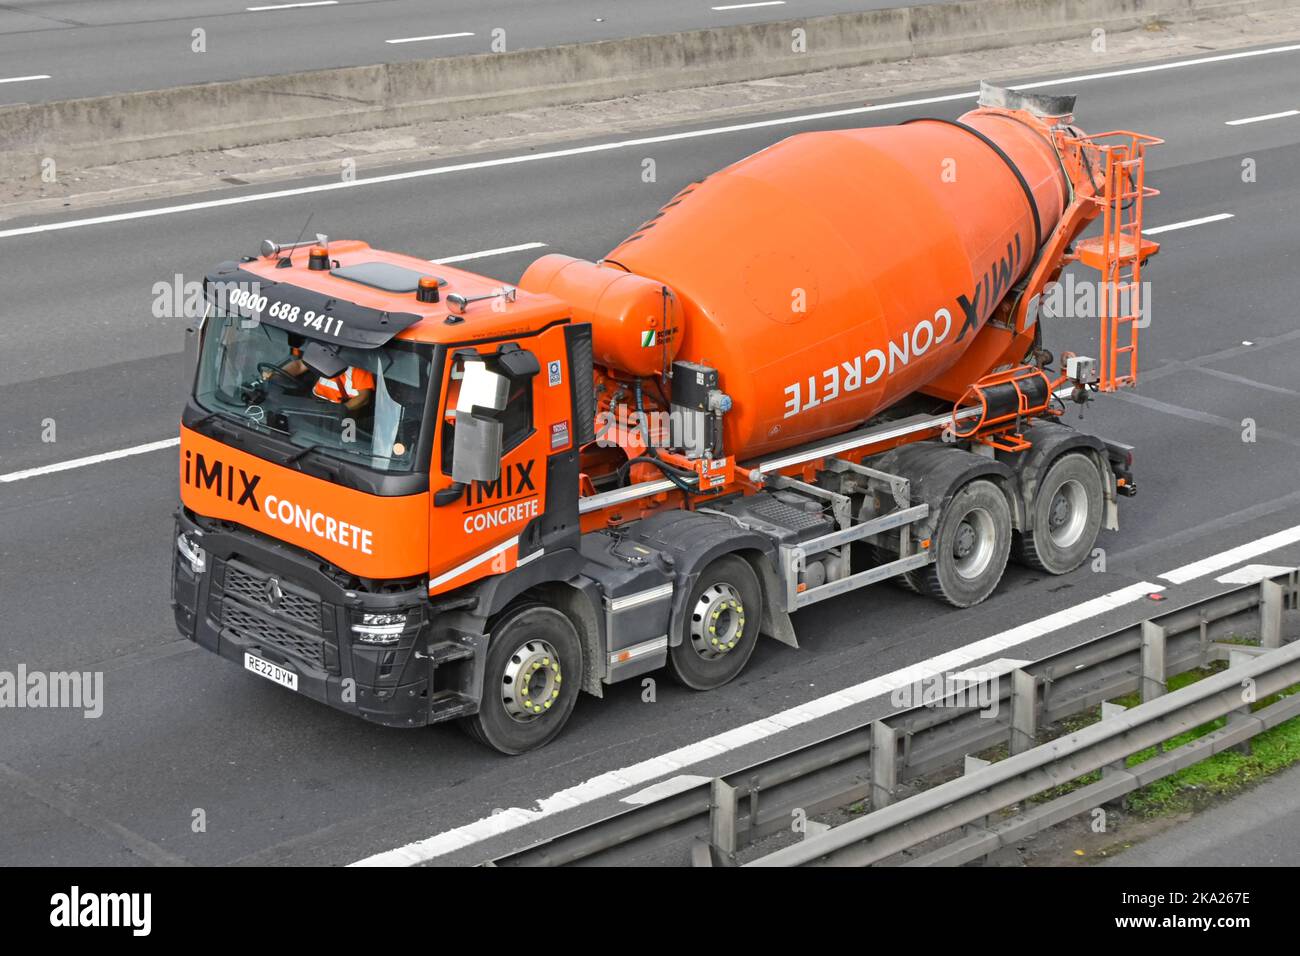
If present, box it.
[176,533,207,574]
[351,611,409,645]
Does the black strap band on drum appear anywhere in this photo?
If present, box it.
[902,117,1042,253]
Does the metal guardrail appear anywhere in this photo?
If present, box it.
[754,630,1300,866]
[487,569,1298,867]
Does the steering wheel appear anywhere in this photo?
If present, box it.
[257,361,305,390]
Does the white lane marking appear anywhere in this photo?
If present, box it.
[1162,524,1300,584]
[4,42,1299,241]
[1143,213,1234,235]
[1215,564,1295,585]
[622,775,712,805]
[0,74,51,85]
[712,1,786,10]
[1225,109,1299,126]
[950,658,1032,683]
[386,32,474,44]
[0,438,179,483]
[432,241,545,263]
[350,581,1163,865]
[247,0,337,10]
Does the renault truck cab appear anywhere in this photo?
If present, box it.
[174,239,594,752]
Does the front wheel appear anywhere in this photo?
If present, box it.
[667,555,762,690]
[462,604,583,754]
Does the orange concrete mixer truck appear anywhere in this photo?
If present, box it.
[173,84,1160,752]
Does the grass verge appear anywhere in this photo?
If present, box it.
[1030,655,1300,816]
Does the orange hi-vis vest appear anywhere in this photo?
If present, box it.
[313,366,375,402]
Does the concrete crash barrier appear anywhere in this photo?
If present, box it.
[0,0,1287,171]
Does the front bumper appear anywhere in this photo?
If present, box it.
[172,509,474,727]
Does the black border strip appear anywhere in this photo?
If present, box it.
[903,117,1042,253]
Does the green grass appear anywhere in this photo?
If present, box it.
[1124,676,1300,815]
[1023,661,1300,815]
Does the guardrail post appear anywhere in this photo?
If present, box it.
[1099,700,1129,802]
[1227,650,1257,756]
[709,778,739,859]
[959,755,994,863]
[871,720,898,810]
[1261,580,1283,650]
[1010,669,1037,755]
[1140,621,1167,701]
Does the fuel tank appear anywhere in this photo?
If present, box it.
[521,104,1070,460]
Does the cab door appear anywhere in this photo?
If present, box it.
[427,342,546,596]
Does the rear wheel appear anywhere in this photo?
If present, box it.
[1015,453,1104,574]
[866,543,921,593]
[462,603,582,755]
[667,555,762,690]
[913,479,1012,608]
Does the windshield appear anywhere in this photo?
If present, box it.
[194,306,432,473]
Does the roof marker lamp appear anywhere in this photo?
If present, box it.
[417,276,441,303]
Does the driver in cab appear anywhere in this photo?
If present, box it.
[263,346,374,413]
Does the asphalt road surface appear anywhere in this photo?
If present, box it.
[1104,764,1300,867]
[0,0,941,104]
[1,42,1299,866]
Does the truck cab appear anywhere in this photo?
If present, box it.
[174,239,595,750]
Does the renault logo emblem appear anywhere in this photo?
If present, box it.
[264,577,284,608]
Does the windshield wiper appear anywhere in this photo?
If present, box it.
[188,407,234,430]
[285,442,328,465]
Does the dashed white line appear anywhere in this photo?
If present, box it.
[712,1,786,10]
[386,32,474,44]
[1225,109,1299,126]
[3,43,1298,241]
[1215,564,1294,585]
[1143,212,1234,235]
[0,438,180,484]
[432,241,545,263]
[247,1,338,10]
[350,581,1165,865]
[1161,524,1300,584]
[0,74,51,85]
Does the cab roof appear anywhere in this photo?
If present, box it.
[237,240,569,346]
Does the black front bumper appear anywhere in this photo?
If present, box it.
[172,509,474,727]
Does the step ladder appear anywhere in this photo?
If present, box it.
[1069,131,1162,391]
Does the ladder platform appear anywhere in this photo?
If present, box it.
[1075,233,1159,269]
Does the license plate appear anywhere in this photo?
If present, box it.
[244,652,299,691]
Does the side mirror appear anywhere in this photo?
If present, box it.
[450,359,509,484]
[451,409,504,484]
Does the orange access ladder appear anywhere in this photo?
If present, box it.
[1069,131,1163,391]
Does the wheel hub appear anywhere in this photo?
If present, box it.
[951,507,996,580]
[1047,478,1088,548]
[501,639,562,723]
[688,583,746,661]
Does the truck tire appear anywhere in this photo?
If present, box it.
[913,479,1011,608]
[462,603,583,755]
[1014,453,1104,575]
[667,555,762,690]
[865,543,920,593]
